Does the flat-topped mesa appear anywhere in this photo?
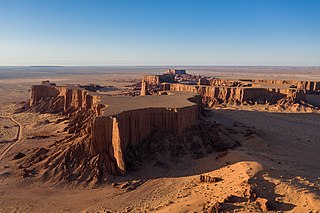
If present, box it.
[93,104,199,175]
[93,93,201,175]
[141,73,312,105]
[24,82,201,183]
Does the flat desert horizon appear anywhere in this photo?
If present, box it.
[1,66,320,104]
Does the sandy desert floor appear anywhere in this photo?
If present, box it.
[0,71,319,212]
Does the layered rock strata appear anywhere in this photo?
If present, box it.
[140,73,316,106]
[141,74,175,96]
[142,74,175,85]
[251,79,320,93]
[207,78,320,94]
[30,84,102,114]
[167,84,306,105]
[93,105,198,175]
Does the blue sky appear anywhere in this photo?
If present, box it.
[0,0,319,66]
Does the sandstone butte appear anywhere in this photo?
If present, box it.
[29,82,201,179]
[141,74,320,106]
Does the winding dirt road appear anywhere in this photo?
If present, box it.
[0,116,22,161]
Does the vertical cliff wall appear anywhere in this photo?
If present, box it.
[140,81,148,96]
[198,86,244,103]
[142,75,161,85]
[30,84,102,114]
[168,84,306,104]
[30,85,61,105]
[92,105,199,175]
[141,75,316,104]
[252,80,320,94]
[170,84,199,93]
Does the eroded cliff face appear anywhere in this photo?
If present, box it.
[170,84,198,93]
[209,79,244,87]
[92,106,199,175]
[30,84,102,115]
[252,79,320,93]
[142,74,175,85]
[21,83,201,185]
[207,78,320,94]
[198,86,244,104]
[142,75,161,85]
[168,84,304,105]
[141,74,319,107]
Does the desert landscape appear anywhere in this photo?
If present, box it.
[0,66,319,212]
[1,0,320,212]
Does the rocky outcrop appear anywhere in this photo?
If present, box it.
[170,84,198,93]
[140,81,148,96]
[142,75,162,85]
[252,79,320,94]
[142,75,312,106]
[198,86,244,104]
[140,75,175,96]
[142,74,175,85]
[272,98,318,112]
[208,79,246,87]
[168,84,305,105]
[30,84,102,114]
[168,82,319,111]
[92,106,199,175]
[207,78,320,94]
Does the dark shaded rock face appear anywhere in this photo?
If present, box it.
[79,84,117,92]
[124,121,241,172]
[13,152,26,160]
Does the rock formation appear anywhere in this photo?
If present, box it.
[142,74,175,85]
[19,82,206,185]
[18,73,320,185]
[251,79,320,94]
[207,78,320,94]
[141,73,319,110]
[140,81,148,96]
[92,106,199,176]
[168,84,307,106]
[30,84,102,114]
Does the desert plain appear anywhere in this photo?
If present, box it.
[0,66,319,213]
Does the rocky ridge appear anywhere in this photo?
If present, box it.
[141,74,319,111]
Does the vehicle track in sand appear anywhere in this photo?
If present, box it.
[0,116,22,161]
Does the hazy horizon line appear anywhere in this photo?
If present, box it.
[1,65,320,68]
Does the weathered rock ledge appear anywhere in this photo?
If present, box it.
[140,73,319,110]
[169,84,306,105]
[30,83,103,114]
